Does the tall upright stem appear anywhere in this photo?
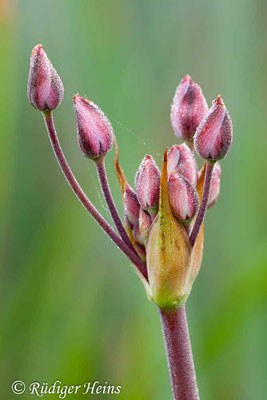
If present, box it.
[43,111,148,280]
[189,161,214,247]
[159,306,199,400]
[96,157,136,253]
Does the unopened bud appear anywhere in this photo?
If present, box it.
[123,184,140,227]
[135,243,146,263]
[133,223,144,246]
[194,95,233,161]
[138,208,152,246]
[73,95,113,160]
[168,173,199,224]
[171,75,208,141]
[27,44,64,111]
[167,143,198,187]
[135,155,161,215]
[208,162,222,208]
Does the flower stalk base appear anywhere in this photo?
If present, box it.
[159,306,199,400]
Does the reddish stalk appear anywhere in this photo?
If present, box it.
[43,111,148,280]
[159,306,199,400]
[95,157,136,253]
[189,161,214,247]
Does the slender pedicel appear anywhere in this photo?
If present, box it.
[189,161,214,247]
[43,111,148,280]
[190,95,233,246]
[73,94,135,250]
[95,157,138,253]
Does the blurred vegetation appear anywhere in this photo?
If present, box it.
[0,0,266,399]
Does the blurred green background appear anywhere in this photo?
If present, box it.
[1,0,267,399]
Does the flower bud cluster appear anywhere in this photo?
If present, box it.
[123,143,202,261]
[27,45,233,309]
[125,140,223,260]
[119,75,232,308]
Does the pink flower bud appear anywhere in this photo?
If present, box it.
[27,44,64,111]
[167,143,198,187]
[123,184,140,227]
[135,155,161,214]
[73,95,113,160]
[168,172,199,224]
[194,95,233,161]
[171,75,208,141]
[208,162,222,208]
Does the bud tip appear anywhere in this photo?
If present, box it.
[214,94,224,107]
[183,74,191,82]
[163,148,168,163]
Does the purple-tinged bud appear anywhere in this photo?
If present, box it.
[73,95,113,160]
[167,143,198,187]
[123,184,140,227]
[138,208,152,246]
[171,75,208,141]
[135,243,146,263]
[208,162,222,208]
[168,172,199,224]
[27,44,64,111]
[194,95,233,161]
[135,155,161,215]
[133,223,144,246]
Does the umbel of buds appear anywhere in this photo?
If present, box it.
[27,44,64,111]
[28,46,233,398]
[27,46,233,310]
